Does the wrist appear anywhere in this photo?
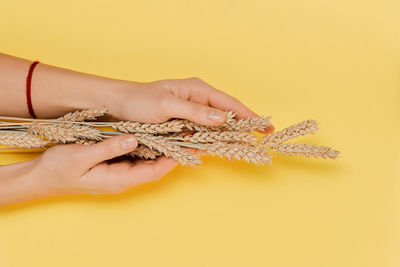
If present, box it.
[33,63,136,118]
[88,79,143,120]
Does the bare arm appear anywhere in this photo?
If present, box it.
[0,53,271,125]
[0,53,125,118]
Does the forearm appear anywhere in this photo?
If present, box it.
[0,53,129,118]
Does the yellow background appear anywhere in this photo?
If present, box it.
[0,1,399,266]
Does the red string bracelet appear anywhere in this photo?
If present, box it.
[26,61,39,119]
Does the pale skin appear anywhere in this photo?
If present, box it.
[0,53,274,206]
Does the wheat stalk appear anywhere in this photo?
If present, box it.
[28,121,103,143]
[57,107,107,122]
[262,120,318,146]
[129,145,162,159]
[134,133,201,166]
[182,111,237,131]
[112,120,185,134]
[179,112,271,132]
[0,107,340,165]
[0,132,49,148]
[224,116,272,132]
[170,131,257,145]
[269,143,339,159]
[199,142,272,165]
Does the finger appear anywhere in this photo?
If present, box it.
[82,156,178,194]
[204,89,275,134]
[161,95,226,126]
[262,125,275,134]
[125,156,179,186]
[184,80,275,133]
[172,78,259,119]
[76,135,138,170]
[163,78,275,133]
[181,146,208,156]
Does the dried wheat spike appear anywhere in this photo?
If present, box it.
[113,120,184,134]
[28,121,102,143]
[0,132,49,148]
[165,131,189,138]
[128,145,162,160]
[262,120,319,146]
[183,111,237,131]
[57,107,107,122]
[201,142,272,165]
[135,133,201,166]
[270,143,339,159]
[224,116,272,132]
[181,131,257,145]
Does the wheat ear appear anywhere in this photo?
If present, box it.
[262,120,318,145]
[57,107,107,122]
[182,111,237,131]
[224,116,272,132]
[171,131,257,145]
[199,142,272,165]
[0,132,49,148]
[135,133,201,166]
[128,145,162,160]
[28,121,103,143]
[112,120,185,134]
[269,143,339,159]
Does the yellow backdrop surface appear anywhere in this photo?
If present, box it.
[0,1,399,266]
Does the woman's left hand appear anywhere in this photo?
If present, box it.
[100,77,274,133]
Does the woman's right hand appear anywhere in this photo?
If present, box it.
[0,134,178,206]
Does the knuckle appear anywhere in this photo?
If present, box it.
[199,104,211,113]
[200,106,211,117]
[185,104,202,119]
[231,96,242,105]
[102,142,114,156]
[187,77,203,84]
[151,79,170,88]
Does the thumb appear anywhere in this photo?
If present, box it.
[78,135,138,169]
[163,97,226,126]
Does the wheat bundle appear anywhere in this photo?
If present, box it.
[0,107,340,165]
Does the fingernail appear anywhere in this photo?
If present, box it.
[120,136,137,150]
[208,109,225,122]
[265,125,275,133]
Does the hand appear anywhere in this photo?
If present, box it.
[101,77,274,133]
[0,134,179,206]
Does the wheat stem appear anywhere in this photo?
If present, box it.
[0,108,340,165]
